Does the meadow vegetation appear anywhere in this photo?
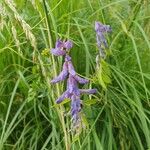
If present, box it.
[0,0,150,149]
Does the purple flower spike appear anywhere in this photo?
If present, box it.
[80,89,97,94]
[51,39,97,132]
[74,75,89,84]
[64,40,73,50]
[95,21,111,59]
[51,62,68,83]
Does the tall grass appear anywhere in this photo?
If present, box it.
[0,0,150,149]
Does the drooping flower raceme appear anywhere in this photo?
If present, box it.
[51,39,97,130]
[95,21,111,59]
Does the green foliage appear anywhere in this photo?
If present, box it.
[96,59,112,89]
[0,0,150,150]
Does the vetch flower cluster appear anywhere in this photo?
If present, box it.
[95,21,111,61]
[51,40,97,130]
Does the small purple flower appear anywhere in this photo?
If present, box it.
[55,40,64,48]
[51,62,68,83]
[80,89,97,94]
[68,61,76,76]
[56,90,70,104]
[50,40,73,56]
[74,75,89,84]
[51,48,66,56]
[64,40,73,50]
[51,40,66,56]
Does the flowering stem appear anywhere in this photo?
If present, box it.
[50,40,97,135]
[42,2,70,149]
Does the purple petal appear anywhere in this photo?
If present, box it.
[51,62,68,83]
[64,40,73,50]
[68,61,76,76]
[55,40,63,48]
[74,75,89,84]
[51,48,66,56]
[56,90,70,104]
[79,89,97,94]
